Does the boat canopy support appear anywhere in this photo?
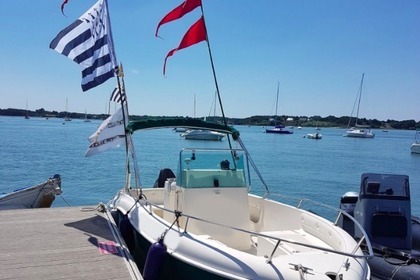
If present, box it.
[127,117,239,140]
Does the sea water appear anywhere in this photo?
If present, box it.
[1,116,419,218]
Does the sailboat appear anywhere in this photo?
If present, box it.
[411,130,420,154]
[64,98,71,121]
[344,73,374,138]
[83,110,91,122]
[265,82,293,134]
[24,99,30,119]
[51,1,372,279]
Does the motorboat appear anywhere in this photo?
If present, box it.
[181,129,225,141]
[307,132,322,139]
[108,118,372,280]
[0,174,62,210]
[338,173,420,280]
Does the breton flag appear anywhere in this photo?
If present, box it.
[85,104,127,157]
[163,16,207,75]
[110,87,126,104]
[50,0,118,92]
[155,0,202,37]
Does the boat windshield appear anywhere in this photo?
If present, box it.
[177,148,249,189]
[360,173,410,200]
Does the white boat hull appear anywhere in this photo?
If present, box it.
[109,188,370,279]
[344,128,375,138]
[411,143,420,154]
[0,175,62,210]
[307,133,322,139]
[181,130,225,141]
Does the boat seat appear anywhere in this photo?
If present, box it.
[177,187,251,251]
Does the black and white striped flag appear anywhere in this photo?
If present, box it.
[49,0,118,92]
[110,87,126,104]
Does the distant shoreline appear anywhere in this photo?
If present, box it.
[1,107,419,130]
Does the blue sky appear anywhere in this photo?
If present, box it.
[1,0,419,121]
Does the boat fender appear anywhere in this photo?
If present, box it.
[119,214,135,251]
[143,238,167,280]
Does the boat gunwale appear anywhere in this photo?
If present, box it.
[119,188,373,261]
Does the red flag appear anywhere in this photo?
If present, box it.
[155,0,202,37]
[163,16,207,75]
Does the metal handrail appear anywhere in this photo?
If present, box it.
[268,194,374,259]
[139,197,373,261]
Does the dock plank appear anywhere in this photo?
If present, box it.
[0,206,142,280]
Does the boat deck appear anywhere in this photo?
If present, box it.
[0,205,142,280]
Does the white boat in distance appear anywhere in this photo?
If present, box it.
[181,129,225,141]
[345,126,374,138]
[0,174,62,210]
[411,130,420,154]
[344,74,374,138]
[109,118,372,280]
[307,132,322,139]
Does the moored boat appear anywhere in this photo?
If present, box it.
[109,118,372,280]
[411,130,420,154]
[307,132,322,139]
[338,173,420,280]
[181,129,225,141]
[265,124,294,134]
[0,174,62,210]
[265,82,294,135]
[343,74,375,138]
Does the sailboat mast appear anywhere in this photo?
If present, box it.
[355,73,365,126]
[213,90,217,120]
[275,81,279,125]
[194,94,196,118]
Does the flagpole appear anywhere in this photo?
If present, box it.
[116,64,141,190]
[199,4,233,150]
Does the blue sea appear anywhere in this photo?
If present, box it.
[1,116,419,219]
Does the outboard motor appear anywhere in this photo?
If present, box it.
[353,173,412,250]
[338,191,359,236]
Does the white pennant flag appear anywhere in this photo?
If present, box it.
[85,104,127,157]
[50,0,118,91]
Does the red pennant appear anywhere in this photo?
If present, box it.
[155,0,202,37]
[163,16,207,75]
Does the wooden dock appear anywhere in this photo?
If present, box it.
[0,205,143,280]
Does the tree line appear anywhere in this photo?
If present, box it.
[1,107,419,130]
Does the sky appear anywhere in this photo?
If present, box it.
[1,0,419,121]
